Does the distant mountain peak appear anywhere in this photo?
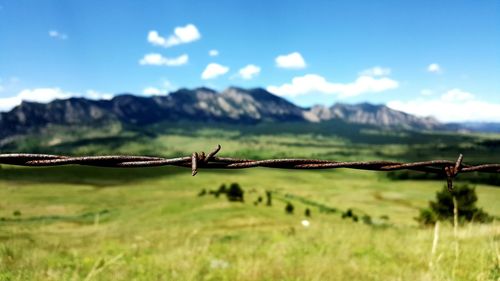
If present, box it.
[0,86,452,140]
[195,87,217,93]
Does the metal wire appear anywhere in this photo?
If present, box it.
[1,144,499,191]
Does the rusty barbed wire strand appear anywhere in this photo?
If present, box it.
[1,144,500,191]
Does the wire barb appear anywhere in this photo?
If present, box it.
[1,146,498,192]
[191,152,198,176]
[444,154,464,191]
[205,144,221,163]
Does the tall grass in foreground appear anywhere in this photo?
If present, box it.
[1,217,499,281]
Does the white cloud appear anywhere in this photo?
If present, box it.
[86,90,113,100]
[139,53,188,66]
[238,64,261,80]
[143,80,176,96]
[0,88,71,111]
[359,66,391,77]
[275,52,306,69]
[147,24,201,48]
[387,88,500,122]
[209,49,219,57]
[143,87,162,96]
[440,88,474,102]
[147,31,166,46]
[48,30,68,40]
[267,74,399,98]
[201,63,229,80]
[427,63,442,74]
[0,88,112,112]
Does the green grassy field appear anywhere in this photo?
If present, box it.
[1,126,499,280]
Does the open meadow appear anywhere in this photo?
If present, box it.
[2,1,500,280]
[1,126,500,280]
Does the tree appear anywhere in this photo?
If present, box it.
[341,208,359,222]
[285,202,294,214]
[226,183,244,202]
[212,184,228,198]
[265,190,272,206]
[341,208,354,219]
[417,184,493,225]
[217,184,227,195]
[304,208,311,217]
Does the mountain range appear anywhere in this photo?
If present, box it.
[0,87,497,141]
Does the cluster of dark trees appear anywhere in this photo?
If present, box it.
[198,183,245,202]
[387,170,500,187]
[198,185,314,216]
[199,183,276,206]
[341,209,374,225]
[283,202,311,217]
[417,184,493,225]
[253,191,272,206]
[339,184,494,226]
[198,183,494,226]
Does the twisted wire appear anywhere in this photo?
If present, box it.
[1,145,499,191]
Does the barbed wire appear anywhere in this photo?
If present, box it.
[1,145,499,191]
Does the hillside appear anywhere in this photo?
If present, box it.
[0,87,445,141]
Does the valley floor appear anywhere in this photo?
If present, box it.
[1,127,500,280]
[1,166,499,281]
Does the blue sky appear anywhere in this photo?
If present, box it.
[0,0,499,121]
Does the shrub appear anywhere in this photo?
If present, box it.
[361,215,372,225]
[265,191,272,206]
[198,189,207,196]
[305,208,311,217]
[207,184,228,198]
[341,208,353,219]
[217,184,227,194]
[226,183,244,202]
[285,202,294,214]
[417,208,437,225]
[13,210,21,216]
[341,208,359,222]
[416,184,493,225]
